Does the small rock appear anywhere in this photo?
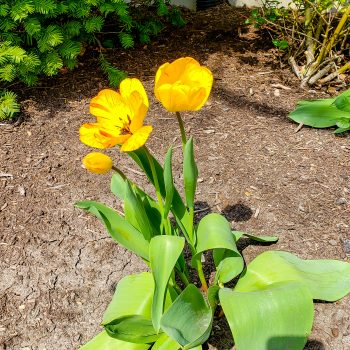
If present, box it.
[342,239,350,254]
[329,239,337,246]
[18,304,25,311]
[274,89,280,97]
[18,186,26,196]
[336,197,347,205]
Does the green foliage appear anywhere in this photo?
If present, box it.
[0,0,185,119]
[77,82,350,349]
[0,90,20,120]
[247,0,350,86]
[289,88,350,133]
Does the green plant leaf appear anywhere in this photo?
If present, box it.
[75,201,149,260]
[110,173,162,235]
[79,330,150,350]
[150,236,185,332]
[219,281,314,350]
[160,284,212,350]
[151,333,180,350]
[105,315,160,343]
[193,213,243,284]
[163,146,175,217]
[235,250,350,301]
[242,232,279,242]
[124,181,153,241]
[183,137,198,209]
[103,272,154,325]
[129,148,191,237]
[111,172,127,200]
[102,272,164,344]
[333,89,350,112]
[288,101,349,128]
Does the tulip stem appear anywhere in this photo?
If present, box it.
[144,147,170,235]
[176,112,187,150]
[196,258,208,292]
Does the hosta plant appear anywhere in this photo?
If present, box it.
[76,57,350,350]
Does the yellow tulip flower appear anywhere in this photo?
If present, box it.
[82,152,113,174]
[154,57,213,112]
[80,78,153,152]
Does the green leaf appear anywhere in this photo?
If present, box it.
[124,181,153,241]
[151,333,180,350]
[288,100,350,128]
[79,330,150,350]
[336,119,350,129]
[110,173,162,235]
[150,236,185,332]
[207,285,220,310]
[102,273,159,343]
[242,232,279,243]
[129,148,191,238]
[111,172,127,200]
[183,137,198,209]
[219,281,314,350]
[75,201,149,260]
[193,213,243,284]
[105,315,160,343]
[160,284,212,350]
[84,16,104,33]
[103,272,154,325]
[163,146,175,217]
[235,250,350,301]
[333,89,350,112]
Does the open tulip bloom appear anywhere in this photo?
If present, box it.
[77,58,350,350]
[80,78,152,152]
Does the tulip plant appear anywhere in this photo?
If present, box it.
[76,57,350,350]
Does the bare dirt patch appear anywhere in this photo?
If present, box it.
[1,4,350,350]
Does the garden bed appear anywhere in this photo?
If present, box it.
[1,4,350,350]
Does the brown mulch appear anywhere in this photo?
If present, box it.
[1,4,350,350]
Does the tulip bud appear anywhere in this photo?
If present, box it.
[82,152,113,174]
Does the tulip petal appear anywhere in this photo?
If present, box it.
[128,91,148,133]
[121,125,153,152]
[156,84,191,113]
[120,78,149,108]
[80,123,129,149]
[90,89,130,128]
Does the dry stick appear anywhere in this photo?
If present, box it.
[308,62,335,85]
[305,7,315,65]
[319,60,350,84]
[289,56,302,79]
[317,4,350,65]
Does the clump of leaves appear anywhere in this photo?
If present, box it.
[289,88,350,133]
[246,0,350,86]
[76,57,350,350]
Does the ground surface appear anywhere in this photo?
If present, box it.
[1,4,350,350]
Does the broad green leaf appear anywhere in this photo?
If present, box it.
[219,281,314,350]
[75,201,149,260]
[232,231,244,242]
[235,250,350,301]
[336,119,350,129]
[242,232,279,243]
[183,137,198,209]
[124,181,153,241]
[334,126,350,134]
[103,272,154,325]
[333,89,350,112]
[160,284,212,350]
[152,333,180,350]
[150,236,185,332]
[163,146,175,217]
[288,102,347,128]
[105,315,160,343]
[79,330,150,350]
[193,213,244,284]
[111,172,127,200]
[129,148,191,237]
